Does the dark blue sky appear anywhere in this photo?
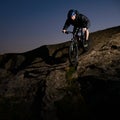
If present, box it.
[0,0,120,53]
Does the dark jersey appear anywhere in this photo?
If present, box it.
[63,10,90,30]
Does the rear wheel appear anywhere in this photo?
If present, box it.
[69,39,78,67]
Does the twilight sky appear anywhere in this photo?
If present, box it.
[0,0,120,54]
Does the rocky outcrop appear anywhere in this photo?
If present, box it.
[0,26,120,120]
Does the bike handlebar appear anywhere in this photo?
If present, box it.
[64,31,73,34]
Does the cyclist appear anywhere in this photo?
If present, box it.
[62,9,90,47]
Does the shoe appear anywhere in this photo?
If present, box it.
[83,41,88,48]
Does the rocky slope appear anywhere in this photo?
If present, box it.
[0,26,120,120]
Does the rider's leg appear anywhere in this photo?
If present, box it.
[86,28,89,40]
[82,28,89,40]
[82,28,90,49]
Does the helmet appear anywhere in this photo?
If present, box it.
[67,9,76,18]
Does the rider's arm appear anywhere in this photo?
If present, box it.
[62,19,70,33]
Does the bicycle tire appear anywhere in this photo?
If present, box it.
[69,39,78,67]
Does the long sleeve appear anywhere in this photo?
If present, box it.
[62,19,71,30]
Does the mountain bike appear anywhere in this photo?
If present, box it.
[65,28,89,67]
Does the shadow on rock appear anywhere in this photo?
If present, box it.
[78,76,120,120]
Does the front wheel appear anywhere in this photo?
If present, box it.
[69,40,78,67]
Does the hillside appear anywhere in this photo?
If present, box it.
[0,26,120,120]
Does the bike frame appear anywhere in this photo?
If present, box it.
[66,28,86,48]
[65,28,87,67]
[65,30,79,67]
